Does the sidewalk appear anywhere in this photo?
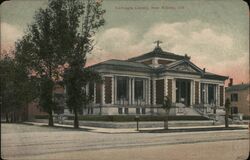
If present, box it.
[32,118,249,128]
[24,121,248,134]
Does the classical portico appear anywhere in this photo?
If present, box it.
[86,43,228,115]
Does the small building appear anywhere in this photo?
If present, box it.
[225,79,250,116]
[85,42,228,116]
[25,84,66,120]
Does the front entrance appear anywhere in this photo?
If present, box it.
[176,79,191,106]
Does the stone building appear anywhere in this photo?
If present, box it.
[25,84,66,120]
[85,42,228,116]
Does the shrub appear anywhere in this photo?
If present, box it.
[34,115,49,119]
[243,115,250,120]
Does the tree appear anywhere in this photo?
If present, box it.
[0,55,38,122]
[14,0,81,126]
[61,0,105,129]
[162,96,172,130]
[0,56,16,122]
[64,68,102,128]
[15,0,105,128]
[225,98,231,128]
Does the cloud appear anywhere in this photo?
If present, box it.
[85,20,249,83]
[1,22,23,51]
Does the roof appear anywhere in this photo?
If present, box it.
[160,59,203,73]
[202,72,228,80]
[88,59,228,80]
[128,46,189,61]
[226,84,250,92]
[88,46,228,81]
[88,59,153,72]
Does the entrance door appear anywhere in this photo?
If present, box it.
[208,84,216,105]
[176,79,191,106]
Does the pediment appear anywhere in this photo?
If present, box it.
[168,60,203,74]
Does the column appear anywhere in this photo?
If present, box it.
[111,76,115,105]
[205,83,208,104]
[144,79,147,104]
[148,78,151,105]
[114,76,117,104]
[192,80,195,106]
[164,77,168,97]
[217,85,220,106]
[223,85,225,107]
[86,83,89,95]
[101,77,105,105]
[64,85,67,94]
[198,81,201,104]
[131,78,135,105]
[93,83,96,104]
[190,81,193,105]
[152,78,156,105]
[215,84,218,106]
[128,77,132,105]
[172,79,176,103]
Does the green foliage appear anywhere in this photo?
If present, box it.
[64,68,101,112]
[14,0,105,127]
[39,77,55,113]
[61,0,105,128]
[34,115,49,119]
[0,55,39,122]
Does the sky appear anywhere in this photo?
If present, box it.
[1,0,249,84]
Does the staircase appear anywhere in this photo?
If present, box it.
[193,104,233,124]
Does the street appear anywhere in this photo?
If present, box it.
[1,123,249,160]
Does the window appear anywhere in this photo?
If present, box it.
[208,84,216,104]
[231,93,238,102]
[118,108,123,114]
[231,106,238,114]
[124,108,129,114]
[88,108,93,114]
[53,93,65,114]
[89,81,95,100]
[200,83,205,103]
[136,108,140,114]
[142,108,146,114]
[135,79,144,101]
[117,77,129,101]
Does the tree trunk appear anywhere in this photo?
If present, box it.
[48,111,54,126]
[10,112,14,123]
[14,112,17,123]
[164,114,169,130]
[5,112,9,123]
[225,110,229,128]
[48,64,54,127]
[74,108,79,129]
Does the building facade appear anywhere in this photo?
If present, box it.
[225,82,249,116]
[85,44,228,116]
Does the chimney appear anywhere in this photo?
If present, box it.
[203,68,206,72]
[228,78,233,87]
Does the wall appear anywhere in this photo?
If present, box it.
[226,89,249,115]
[28,101,48,120]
